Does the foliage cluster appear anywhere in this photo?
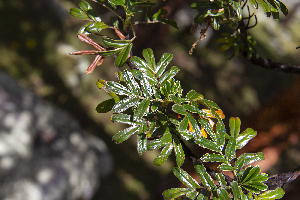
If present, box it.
[70,0,289,199]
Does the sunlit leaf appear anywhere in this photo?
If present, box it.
[194,162,216,189]
[173,167,200,189]
[112,96,140,112]
[242,182,268,194]
[225,136,236,161]
[159,66,180,85]
[163,188,191,199]
[143,48,156,71]
[199,118,216,142]
[186,90,203,101]
[147,131,171,150]
[231,181,241,200]
[195,137,221,152]
[183,104,199,113]
[216,121,225,149]
[115,43,133,67]
[173,136,185,166]
[215,173,227,187]
[217,188,231,200]
[258,187,285,199]
[229,117,241,138]
[236,128,257,149]
[241,166,261,183]
[102,37,131,47]
[172,104,187,115]
[111,113,138,125]
[112,125,139,143]
[133,99,150,121]
[154,143,173,165]
[131,56,155,75]
[86,22,108,32]
[200,99,220,109]
[70,8,89,19]
[106,81,131,95]
[137,124,148,155]
[201,153,226,162]
[156,53,173,77]
[218,163,235,171]
[122,70,142,96]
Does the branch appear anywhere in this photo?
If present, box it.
[264,167,300,190]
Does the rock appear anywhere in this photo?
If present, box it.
[0,72,112,200]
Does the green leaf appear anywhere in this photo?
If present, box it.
[115,43,133,67]
[102,37,131,47]
[122,70,142,96]
[216,121,225,149]
[137,125,147,155]
[201,153,226,162]
[106,81,131,95]
[217,188,231,200]
[140,73,154,98]
[131,56,155,75]
[274,0,288,16]
[109,0,125,6]
[236,128,257,149]
[170,95,182,105]
[231,181,241,200]
[172,104,187,115]
[236,153,265,170]
[249,0,258,8]
[173,167,200,189]
[194,162,216,189]
[225,136,236,161]
[112,97,140,112]
[186,90,203,101]
[147,131,171,150]
[163,188,191,199]
[143,48,156,71]
[233,1,242,20]
[133,99,150,121]
[154,143,173,165]
[159,66,180,85]
[112,125,139,143]
[242,182,268,194]
[80,0,101,22]
[96,48,122,56]
[241,166,261,183]
[199,118,216,142]
[70,8,89,19]
[111,113,136,125]
[212,17,220,30]
[86,22,108,33]
[80,0,92,12]
[257,0,271,17]
[251,173,268,182]
[173,136,185,166]
[258,187,285,199]
[200,99,220,109]
[96,98,117,113]
[218,163,235,171]
[229,117,241,138]
[215,173,227,187]
[156,53,173,77]
[195,137,221,152]
[183,104,199,113]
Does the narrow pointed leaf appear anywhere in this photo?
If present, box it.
[112,97,140,112]
[86,22,108,32]
[173,167,200,189]
[147,131,172,150]
[154,143,173,165]
[216,121,225,149]
[258,187,285,199]
[115,43,132,67]
[183,104,199,113]
[170,95,182,105]
[230,181,240,200]
[194,162,216,189]
[229,117,241,138]
[200,99,220,109]
[242,182,268,194]
[215,173,227,187]
[137,125,148,155]
[249,0,258,8]
[236,128,257,149]
[201,153,226,162]
[172,104,187,115]
[133,99,150,121]
[112,125,139,143]
[274,0,288,16]
[163,188,191,199]
[111,113,135,125]
[159,66,180,85]
[218,163,235,171]
[143,48,156,71]
[236,153,265,169]
[102,37,131,47]
[186,90,203,100]
[122,70,141,96]
[241,166,261,183]
[173,136,185,166]
[131,56,155,75]
[70,8,89,19]
[140,73,153,98]
[156,53,173,77]
[257,0,271,17]
[106,81,131,95]
[225,136,236,161]
[218,188,231,200]
[195,137,221,152]
[199,118,216,142]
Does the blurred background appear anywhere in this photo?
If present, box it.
[0,0,300,199]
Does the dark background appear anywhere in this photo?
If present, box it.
[1,0,300,199]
